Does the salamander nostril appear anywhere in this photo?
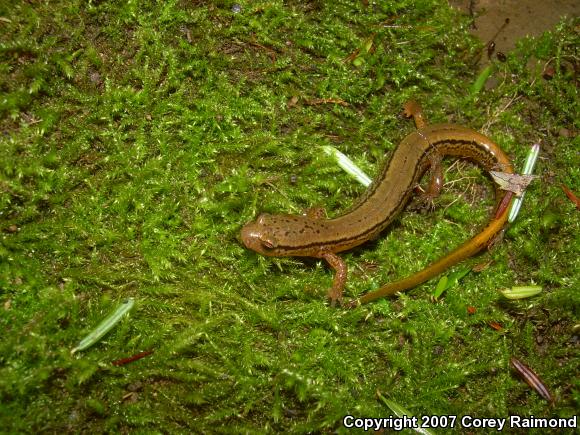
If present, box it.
[240,223,258,249]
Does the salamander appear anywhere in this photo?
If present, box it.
[240,101,514,306]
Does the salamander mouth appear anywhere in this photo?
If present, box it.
[240,222,272,255]
[240,223,258,250]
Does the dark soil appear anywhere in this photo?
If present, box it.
[452,0,579,60]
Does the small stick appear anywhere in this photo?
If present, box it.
[112,350,154,367]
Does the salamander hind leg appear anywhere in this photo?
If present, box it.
[320,251,347,307]
[419,153,444,210]
[409,153,444,212]
[403,100,427,129]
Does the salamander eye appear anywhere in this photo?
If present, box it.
[260,235,277,249]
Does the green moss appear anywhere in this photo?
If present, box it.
[1,0,578,432]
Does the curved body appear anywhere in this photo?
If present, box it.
[241,107,514,304]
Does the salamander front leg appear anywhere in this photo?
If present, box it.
[409,153,444,211]
[319,251,347,306]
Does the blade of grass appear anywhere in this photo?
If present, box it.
[509,143,540,222]
[71,298,135,354]
[377,391,436,435]
[499,286,542,300]
[321,145,372,186]
[470,65,495,95]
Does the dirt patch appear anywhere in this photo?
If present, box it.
[451,0,579,59]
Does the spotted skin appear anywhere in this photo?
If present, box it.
[241,104,514,305]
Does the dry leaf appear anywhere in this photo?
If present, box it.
[490,171,537,196]
[287,95,299,108]
[561,184,580,210]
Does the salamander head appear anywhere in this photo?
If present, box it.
[240,213,317,257]
[241,213,287,256]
